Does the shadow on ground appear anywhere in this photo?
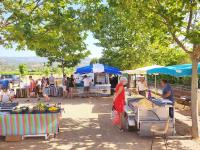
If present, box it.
[0,97,199,150]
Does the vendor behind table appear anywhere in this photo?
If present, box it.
[136,75,147,97]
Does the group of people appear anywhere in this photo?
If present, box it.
[62,74,75,98]
[0,72,93,102]
[62,74,92,98]
[28,74,59,101]
[113,76,174,131]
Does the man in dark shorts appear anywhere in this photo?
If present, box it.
[68,75,75,98]
[161,79,174,118]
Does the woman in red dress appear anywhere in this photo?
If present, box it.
[113,77,127,131]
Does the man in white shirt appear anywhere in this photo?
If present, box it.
[83,75,91,98]
[137,76,148,97]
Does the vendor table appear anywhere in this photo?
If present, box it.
[0,113,60,137]
[16,88,29,98]
[75,84,111,97]
[124,94,174,136]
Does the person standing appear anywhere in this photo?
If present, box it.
[62,74,68,97]
[136,75,148,97]
[42,81,50,101]
[49,74,57,97]
[113,77,127,131]
[29,76,36,97]
[68,75,75,98]
[161,79,174,118]
[83,75,91,98]
[49,74,55,86]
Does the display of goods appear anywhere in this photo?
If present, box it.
[48,106,59,113]
[11,108,22,114]
[6,103,61,114]
[0,102,19,112]
[0,102,18,108]
[32,103,47,113]
[20,106,29,113]
[130,98,153,109]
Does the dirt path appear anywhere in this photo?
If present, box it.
[0,97,200,150]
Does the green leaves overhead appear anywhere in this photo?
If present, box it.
[81,0,199,69]
[0,0,89,67]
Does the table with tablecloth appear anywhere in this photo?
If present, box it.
[0,113,60,136]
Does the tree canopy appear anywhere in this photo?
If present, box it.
[82,0,198,70]
[0,0,90,69]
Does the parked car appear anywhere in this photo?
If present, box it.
[0,74,20,87]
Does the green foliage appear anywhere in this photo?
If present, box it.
[43,66,51,77]
[90,58,99,65]
[84,0,199,70]
[0,0,90,69]
[18,64,28,77]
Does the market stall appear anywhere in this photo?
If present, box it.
[122,65,162,89]
[124,94,174,136]
[75,64,121,96]
[147,63,200,113]
[0,102,62,141]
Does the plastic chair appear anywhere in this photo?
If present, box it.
[150,117,170,150]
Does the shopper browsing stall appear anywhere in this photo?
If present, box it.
[29,76,36,97]
[68,75,75,98]
[42,81,50,101]
[62,74,68,97]
[49,74,57,97]
[113,77,127,131]
[83,75,91,98]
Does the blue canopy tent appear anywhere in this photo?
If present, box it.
[75,64,121,75]
[75,64,121,96]
[147,63,200,136]
[147,63,200,77]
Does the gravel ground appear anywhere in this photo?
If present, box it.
[0,97,200,150]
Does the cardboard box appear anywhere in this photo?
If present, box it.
[5,135,23,142]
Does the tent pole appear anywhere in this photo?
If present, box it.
[154,74,158,97]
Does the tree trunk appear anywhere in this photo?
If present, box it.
[191,55,200,139]
[61,60,64,76]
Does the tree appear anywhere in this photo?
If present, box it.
[43,66,51,77]
[90,57,99,65]
[0,1,90,73]
[82,0,190,70]
[122,0,200,139]
[36,46,89,76]
[85,0,200,138]
[18,64,28,77]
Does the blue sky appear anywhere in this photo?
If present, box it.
[0,32,103,58]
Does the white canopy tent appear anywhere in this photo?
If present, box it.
[122,65,163,94]
[122,65,163,75]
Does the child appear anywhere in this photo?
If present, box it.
[42,82,50,101]
[0,88,11,102]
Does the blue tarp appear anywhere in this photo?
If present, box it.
[147,63,200,77]
[75,64,121,75]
